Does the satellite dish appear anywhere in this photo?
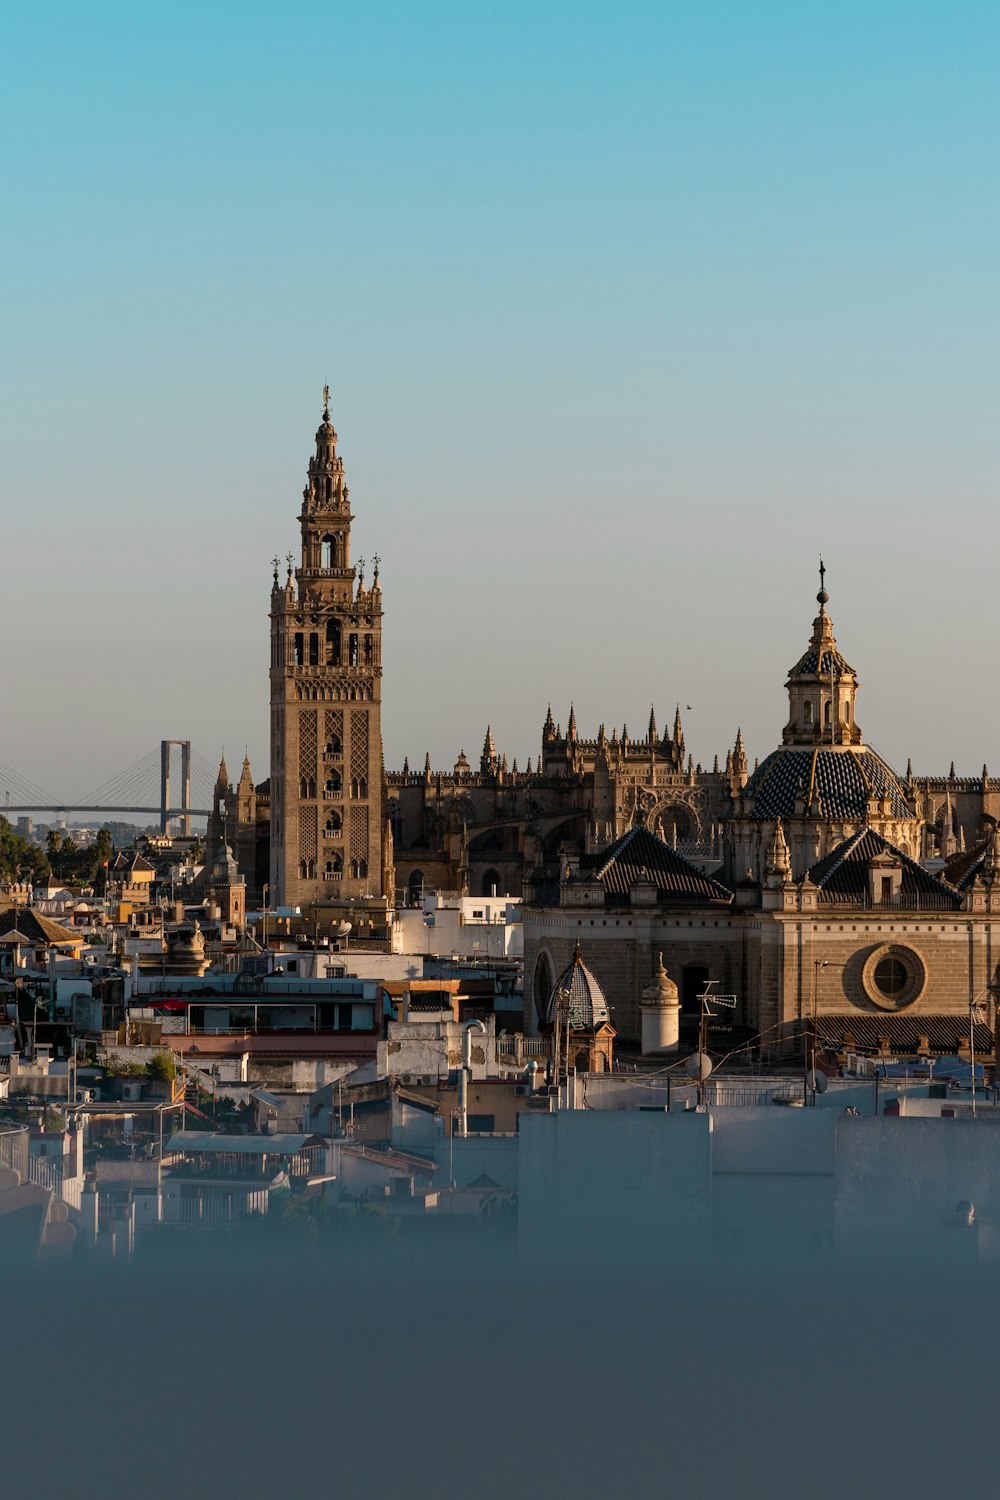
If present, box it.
[807,1066,828,1095]
[684,1051,713,1082]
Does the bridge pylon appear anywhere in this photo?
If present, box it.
[160,740,192,835]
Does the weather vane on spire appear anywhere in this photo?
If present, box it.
[818,555,828,606]
[322,383,330,418]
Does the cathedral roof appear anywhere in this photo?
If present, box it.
[806,827,959,905]
[582,825,732,903]
[743,747,913,822]
[544,945,611,1029]
[943,836,992,891]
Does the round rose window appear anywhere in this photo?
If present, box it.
[862,944,925,1010]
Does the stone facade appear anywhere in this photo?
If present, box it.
[523,580,1000,1054]
[389,705,739,905]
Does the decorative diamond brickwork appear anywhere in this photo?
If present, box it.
[325,709,344,753]
[350,804,369,863]
[299,709,317,780]
[350,710,369,782]
[299,805,317,860]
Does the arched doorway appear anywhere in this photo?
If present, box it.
[481,868,501,896]
[407,870,425,906]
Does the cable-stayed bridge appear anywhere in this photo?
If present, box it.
[0,740,224,833]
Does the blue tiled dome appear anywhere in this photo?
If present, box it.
[744,747,913,822]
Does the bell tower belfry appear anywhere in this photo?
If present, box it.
[270,390,386,908]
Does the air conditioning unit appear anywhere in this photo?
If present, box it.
[121,1081,143,1102]
[54,1004,72,1022]
[514,1085,527,1096]
[75,1088,96,1104]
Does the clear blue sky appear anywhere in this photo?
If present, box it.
[3,1,999,802]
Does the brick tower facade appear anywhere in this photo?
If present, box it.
[269,392,386,908]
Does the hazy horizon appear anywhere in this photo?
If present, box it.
[4,2,999,802]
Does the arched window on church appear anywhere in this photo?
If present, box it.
[482,869,501,897]
[533,953,554,1029]
[357,859,368,879]
[408,870,425,906]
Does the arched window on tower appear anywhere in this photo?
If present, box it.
[294,633,304,667]
[363,635,373,666]
[321,535,335,569]
[804,700,813,725]
[309,633,319,666]
[326,619,341,665]
[349,634,359,667]
[824,702,832,727]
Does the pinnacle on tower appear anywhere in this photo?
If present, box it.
[215,754,230,791]
[648,705,657,745]
[567,703,577,741]
[543,705,556,740]
[402,756,410,776]
[481,724,497,772]
[733,728,747,774]
[673,704,683,744]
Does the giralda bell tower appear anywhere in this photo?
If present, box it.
[270,390,387,908]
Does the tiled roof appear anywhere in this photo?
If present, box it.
[583,825,732,903]
[817,1013,992,1055]
[545,949,611,1028]
[0,907,80,945]
[807,827,960,906]
[943,838,990,891]
[745,748,913,822]
[790,646,855,677]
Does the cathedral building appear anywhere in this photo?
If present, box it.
[523,577,1000,1055]
[268,394,393,913]
[212,394,999,1065]
[388,705,740,905]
